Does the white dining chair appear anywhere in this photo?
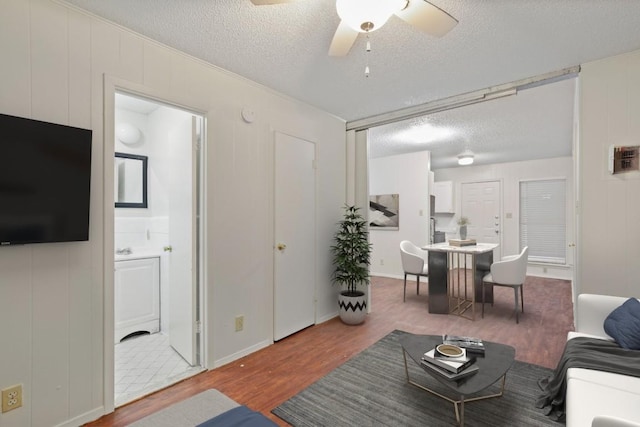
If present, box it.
[400,240,428,302]
[482,246,529,323]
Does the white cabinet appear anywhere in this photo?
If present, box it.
[114,257,160,343]
[433,181,455,213]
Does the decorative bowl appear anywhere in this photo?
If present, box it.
[436,344,464,357]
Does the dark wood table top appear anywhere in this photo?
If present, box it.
[399,333,515,396]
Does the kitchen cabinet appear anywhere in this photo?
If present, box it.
[433,181,454,213]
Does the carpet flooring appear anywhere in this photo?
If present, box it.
[272,330,557,426]
[128,389,239,427]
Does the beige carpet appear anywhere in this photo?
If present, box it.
[128,389,239,427]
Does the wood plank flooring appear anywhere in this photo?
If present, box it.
[85,274,573,426]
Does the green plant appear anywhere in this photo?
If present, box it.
[457,216,470,226]
[331,205,372,296]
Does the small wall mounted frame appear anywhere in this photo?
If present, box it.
[609,145,639,174]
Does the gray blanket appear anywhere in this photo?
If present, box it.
[536,337,640,422]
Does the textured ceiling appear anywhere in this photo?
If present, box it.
[370,77,576,169]
[62,0,640,167]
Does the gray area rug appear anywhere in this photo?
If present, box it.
[272,330,558,426]
[128,389,239,427]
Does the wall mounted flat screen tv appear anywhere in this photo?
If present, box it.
[0,113,92,245]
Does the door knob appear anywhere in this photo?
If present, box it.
[163,245,173,252]
[276,243,286,251]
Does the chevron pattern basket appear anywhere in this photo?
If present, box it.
[338,291,367,325]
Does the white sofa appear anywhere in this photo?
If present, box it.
[566,294,640,427]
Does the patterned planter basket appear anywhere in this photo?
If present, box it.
[338,291,367,325]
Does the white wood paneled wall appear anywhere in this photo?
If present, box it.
[0,0,346,426]
[578,50,640,298]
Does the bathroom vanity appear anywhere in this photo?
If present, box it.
[114,254,160,343]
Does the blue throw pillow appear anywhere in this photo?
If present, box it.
[604,298,640,350]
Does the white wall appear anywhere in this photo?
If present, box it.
[578,49,640,297]
[369,151,431,278]
[435,157,574,279]
[0,1,346,426]
[114,106,172,250]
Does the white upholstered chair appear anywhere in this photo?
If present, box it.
[399,240,428,302]
[481,246,529,323]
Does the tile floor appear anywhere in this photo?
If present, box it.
[114,332,204,407]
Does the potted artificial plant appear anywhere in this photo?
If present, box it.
[457,216,470,240]
[331,205,372,325]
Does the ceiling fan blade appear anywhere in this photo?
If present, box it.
[250,0,298,5]
[328,20,359,57]
[394,0,458,37]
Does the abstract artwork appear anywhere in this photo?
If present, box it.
[369,194,399,230]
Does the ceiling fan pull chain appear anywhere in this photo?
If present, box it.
[365,34,371,78]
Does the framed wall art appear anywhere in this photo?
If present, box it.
[369,194,399,230]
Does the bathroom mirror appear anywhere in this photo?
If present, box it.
[115,152,148,208]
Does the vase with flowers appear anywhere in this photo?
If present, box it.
[457,216,470,240]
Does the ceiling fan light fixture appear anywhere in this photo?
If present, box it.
[336,0,404,33]
[457,150,474,166]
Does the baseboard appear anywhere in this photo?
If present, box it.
[316,311,338,324]
[526,264,572,280]
[54,406,106,427]
[213,339,272,368]
[370,272,404,280]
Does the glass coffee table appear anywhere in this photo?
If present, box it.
[399,333,515,426]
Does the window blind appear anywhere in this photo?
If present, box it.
[519,179,566,264]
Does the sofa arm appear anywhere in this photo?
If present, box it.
[592,415,640,427]
[576,294,630,337]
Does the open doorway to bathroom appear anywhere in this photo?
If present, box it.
[113,92,205,407]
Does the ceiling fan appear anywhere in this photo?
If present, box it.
[250,0,458,56]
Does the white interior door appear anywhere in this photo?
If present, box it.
[461,181,501,260]
[274,132,316,341]
[168,115,198,365]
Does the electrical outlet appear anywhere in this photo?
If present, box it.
[2,384,23,413]
[235,315,244,332]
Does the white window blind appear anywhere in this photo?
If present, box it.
[519,179,566,264]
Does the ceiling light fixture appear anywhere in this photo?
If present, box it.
[116,123,142,145]
[457,150,474,166]
[396,124,455,144]
[336,0,406,33]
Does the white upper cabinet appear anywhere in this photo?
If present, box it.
[433,181,454,213]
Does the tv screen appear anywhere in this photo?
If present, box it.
[0,113,92,245]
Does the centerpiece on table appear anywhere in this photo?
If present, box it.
[457,216,470,240]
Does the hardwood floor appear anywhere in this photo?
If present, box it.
[86,274,573,426]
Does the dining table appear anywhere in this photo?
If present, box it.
[421,242,499,320]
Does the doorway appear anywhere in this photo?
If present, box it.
[273,132,316,341]
[461,180,502,260]
[112,92,205,406]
